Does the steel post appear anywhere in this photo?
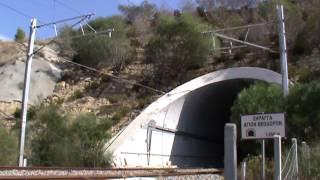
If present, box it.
[18,18,37,167]
[224,123,237,180]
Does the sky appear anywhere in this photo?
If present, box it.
[0,0,183,40]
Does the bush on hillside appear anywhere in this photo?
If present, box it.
[145,14,214,87]
[69,113,112,167]
[71,16,133,70]
[294,10,320,55]
[29,105,112,167]
[57,25,77,58]
[0,124,18,165]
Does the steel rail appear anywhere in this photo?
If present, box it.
[0,167,222,179]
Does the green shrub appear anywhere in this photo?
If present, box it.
[71,16,133,69]
[68,89,84,101]
[69,113,112,167]
[108,94,127,104]
[145,14,213,86]
[84,80,101,91]
[0,124,18,165]
[13,105,38,120]
[238,155,274,180]
[28,105,112,167]
[112,106,130,125]
[309,142,320,177]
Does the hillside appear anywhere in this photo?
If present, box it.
[1,0,320,171]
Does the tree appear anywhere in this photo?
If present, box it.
[119,1,157,46]
[230,82,285,159]
[180,0,196,13]
[14,27,26,42]
[231,82,285,123]
[145,14,213,87]
[231,81,320,159]
[119,1,156,23]
[286,81,320,141]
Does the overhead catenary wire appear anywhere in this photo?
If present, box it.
[36,13,94,28]
[12,20,278,95]
[56,56,166,95]
[9,24,164,96]
[12,37,165,95]
[0,1,34,20]
[55,0,83,15]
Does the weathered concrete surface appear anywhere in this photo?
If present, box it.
[106,67,282,168]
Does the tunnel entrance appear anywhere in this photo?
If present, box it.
[107,67,283,168]
[170,79,253,168]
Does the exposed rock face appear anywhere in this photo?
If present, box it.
[0,59,61,104]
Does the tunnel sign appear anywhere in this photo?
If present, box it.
[241,113,285,139]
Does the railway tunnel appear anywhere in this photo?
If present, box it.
[105,67,282,168]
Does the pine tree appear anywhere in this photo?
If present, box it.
[14,27,26,42]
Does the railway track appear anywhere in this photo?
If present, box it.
[0,166,223,179]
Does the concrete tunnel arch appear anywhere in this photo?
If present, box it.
[105,67,282,168]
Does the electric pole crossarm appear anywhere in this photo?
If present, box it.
[36,13,94,28]
[213,32,278,53]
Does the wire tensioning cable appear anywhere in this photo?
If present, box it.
[56,56,166,95]
[8,29,164,95]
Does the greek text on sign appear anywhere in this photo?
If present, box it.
[241,113,285,139]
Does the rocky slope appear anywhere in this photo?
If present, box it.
[0,41,158,134]
[1,39,320,134]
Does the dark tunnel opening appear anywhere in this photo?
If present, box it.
[169,79,254,168]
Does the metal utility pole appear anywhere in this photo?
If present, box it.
[274,135,282,180]
[17,13,95,167]
[277,5,289,96]
[292,138,299,179]
[241,161,247,180]
[18,18,37,167]
[261,139,266,180]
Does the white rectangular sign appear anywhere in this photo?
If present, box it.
[241,113,285,139]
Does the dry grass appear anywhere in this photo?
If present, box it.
[0,41,25,65]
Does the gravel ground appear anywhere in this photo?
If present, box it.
[157,174,223,180]
[110,174,223,180]
[0,168,223,179]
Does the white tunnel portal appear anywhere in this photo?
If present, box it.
[106,67,282,168]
